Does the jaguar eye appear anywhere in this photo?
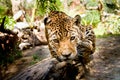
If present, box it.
[70,36,75,41]
[53,39,59,43]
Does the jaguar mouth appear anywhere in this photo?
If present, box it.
[56,57,74,64]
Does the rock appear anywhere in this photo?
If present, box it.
[14,22,29,30]
[13,10,25,21]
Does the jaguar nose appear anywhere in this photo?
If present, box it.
[62,53,71,58]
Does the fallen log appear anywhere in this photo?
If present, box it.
[10,58,64,80]
[10,58,85,80]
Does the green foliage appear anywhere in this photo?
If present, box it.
[4,16,16,30]
[0,5,7,16]
[94,23,106,36]
[94,15,120,37]
[105,15,120,34]
[22,0,35,9]
[0,0,12,16]
[33,54,40,61]
[81,10,100,27]
[96,33,120,38]
[30,54,41,65]
[0,16,16,30]
[103,0,120,13]
[86,0,98,7]
[37,0,62,16]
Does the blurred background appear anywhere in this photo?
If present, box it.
[0,0,120,36]
[0,0,120,80]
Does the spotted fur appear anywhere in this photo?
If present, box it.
[44,11,95,65]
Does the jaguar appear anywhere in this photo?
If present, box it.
[44,11,95,79]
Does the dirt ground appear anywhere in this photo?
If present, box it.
[87,36,120,80]
[2,36,120,80]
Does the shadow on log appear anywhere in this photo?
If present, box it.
[10,58,85,80]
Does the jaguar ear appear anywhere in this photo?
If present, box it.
[73,15,85,33]
[73,15,81,25]
[44,17,51,25]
